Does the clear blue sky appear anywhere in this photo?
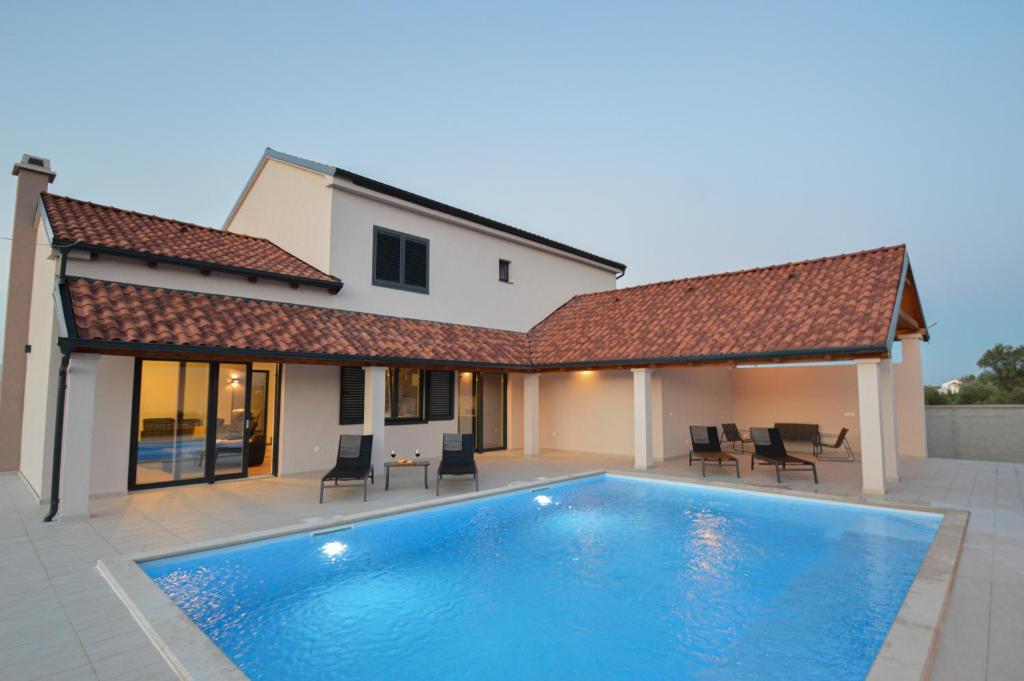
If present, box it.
[1,2,1021,384]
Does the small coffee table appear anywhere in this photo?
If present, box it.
[384,459,430,490]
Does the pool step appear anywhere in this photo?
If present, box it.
[311,523,354,537]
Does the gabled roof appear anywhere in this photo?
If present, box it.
[65,277,531,369]
[61,246,924,370]
[41,194,341,291]
[528,245,916,368]
[240,148,627,273]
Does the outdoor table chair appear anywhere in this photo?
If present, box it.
[721,423,753,452]
[816,427,854,461]
[750,427,819,484]
[689,425,741,478]
[437,433,478,496]
[320,434,374,502]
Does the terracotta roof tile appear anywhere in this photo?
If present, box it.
[65,246,910,369]
[42,194,339,287]
[528,245,908,366]
[66,278,531,368]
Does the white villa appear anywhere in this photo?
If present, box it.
[0,149,930,521]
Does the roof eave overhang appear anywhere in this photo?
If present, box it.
[57,241,343,293]
[528,344,891,372]
[58,337,531,372]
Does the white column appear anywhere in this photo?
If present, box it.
[652,374,665,463]
[897,334,929,459]
[879,359,900,482]
[58,354,100,520]
[632,368,654,470]
[523,373,540,457]
[363,366,387,468]
[856,359,886,495]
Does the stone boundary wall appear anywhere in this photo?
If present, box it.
[927,405,1024,462]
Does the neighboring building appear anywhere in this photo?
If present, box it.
[939,379,962,395]
[0,150,931,520]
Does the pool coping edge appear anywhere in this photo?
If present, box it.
[99,468,968,681]
[97,469,605,681]
[613,469,969,681]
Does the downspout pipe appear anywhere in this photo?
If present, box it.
[43,350,71,522]
[44,245,76,522]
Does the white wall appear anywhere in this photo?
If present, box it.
[539,370,634,456]
[506,373,524,450]
[532,366,732,460]
[89,355,134,496]
[731,364,862,453]
[224,158,333,273]
[64,251,336,307]
[659,366,734,459]
[19,237,60,500]
[893,352,923,457]
[277,364,462,476]
[327,185,617,332]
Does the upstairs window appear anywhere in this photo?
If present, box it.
[498,259,511,283]
[373,226,429,293]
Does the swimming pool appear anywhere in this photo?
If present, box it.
[142,474,941,680]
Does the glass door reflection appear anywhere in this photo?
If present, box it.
[212,364,249,479]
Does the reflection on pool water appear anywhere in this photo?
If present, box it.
[143,474,940,681]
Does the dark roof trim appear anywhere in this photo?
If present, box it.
[58,337,533,371]
[56,240,343,293]
[885,250,911,351]
[264,148,627,273]
[528,344,890,371]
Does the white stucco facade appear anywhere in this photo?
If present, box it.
[225,156,620,331]
[5,149,930,516]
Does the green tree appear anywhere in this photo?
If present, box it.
[976,344,1024,392]
[925,343,1024,405]
[924,386,952,405]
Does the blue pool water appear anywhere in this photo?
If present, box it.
[143,475,940,680]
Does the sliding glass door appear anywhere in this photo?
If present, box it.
[211,364,250,480]
[129,359,268,490]
[131,360,210,487]
[478,373,506,451]
[457,372,507,451]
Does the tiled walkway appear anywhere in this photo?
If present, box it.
[1,451,1022,680]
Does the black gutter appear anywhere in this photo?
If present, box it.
[59,336,887,373]
[56,241,343,293]
[58,337,535,372]
[528,344,891,371]
[332,168,627,274]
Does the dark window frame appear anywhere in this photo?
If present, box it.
[498,259,511,283]
[339,367,455,425]
[426,370,455,421]
[339,366,365,425]
[386,367,425,424]
[127,358,280,491]
[372,226,430,294]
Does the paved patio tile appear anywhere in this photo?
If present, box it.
[1,453,1022,679]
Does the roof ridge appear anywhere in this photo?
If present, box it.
[264,148,627,273]
[571,244,907,300]
[45,193,279,248]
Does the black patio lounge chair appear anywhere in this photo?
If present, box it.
[320,434,374,503]
[688,426,740,478]
[437,433,477,496]
[750,427,819,484]
[816,428,854,461]
[721,423,753,452]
